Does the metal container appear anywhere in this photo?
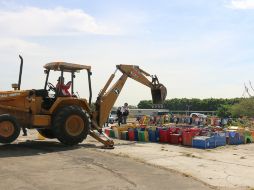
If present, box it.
[182,131,196,146]
[213,132,226,147]
[121,131,129,140]
[227,131,243,145]
[128,129,135,141]
[169,134,182,144]
[159,128,169,143]
[148,129,159,142]
[104,128,111,137]
[138,131,145,142]
[192,136,215,149]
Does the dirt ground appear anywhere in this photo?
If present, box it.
[0,130,253,190]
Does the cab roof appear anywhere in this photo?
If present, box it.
[44,62,91,72]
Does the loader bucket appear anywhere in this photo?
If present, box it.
[151,84,167,104]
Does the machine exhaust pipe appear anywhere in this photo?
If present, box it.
[18,55,23,90]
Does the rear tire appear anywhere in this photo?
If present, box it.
[0,114,20,144]
[37,129,55,139]
[52,106,90,146]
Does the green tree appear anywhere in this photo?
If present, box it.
[138,98,243,111]
[216,105,232,118]
[230,98,254,117]
[137,100,152,109]
[128,105,138,109]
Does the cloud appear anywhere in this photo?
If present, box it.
[0,38,47,52]
[227,0,254,9]
[0,7,121,36]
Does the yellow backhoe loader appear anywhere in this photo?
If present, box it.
[0,56,167,148]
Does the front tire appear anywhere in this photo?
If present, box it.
[52,106,90,146]
[0,114,20,144]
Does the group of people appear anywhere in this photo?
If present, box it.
[116,103,129,126]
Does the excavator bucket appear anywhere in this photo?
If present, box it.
[151,84,167,104]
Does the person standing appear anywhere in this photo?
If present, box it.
[116,107,122,126]
[22,126,27,136]
[121,103,129,124]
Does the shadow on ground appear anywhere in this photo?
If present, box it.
[0,140,98,158]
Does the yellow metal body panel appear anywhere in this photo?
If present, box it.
[49,97,91,114]
[0,90,30,108]
[0,90,32,126]
[32,115,51,127]
[0,90,43,114]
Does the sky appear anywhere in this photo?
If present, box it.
[0,0,254,106]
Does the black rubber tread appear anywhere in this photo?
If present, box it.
[52,106,90,146]
[37,129,56,139]
[0,114,20,144]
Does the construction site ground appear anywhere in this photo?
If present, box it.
[0,130,253,190]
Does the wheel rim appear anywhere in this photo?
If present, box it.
[65,115,84,136]
[0,121,15,137]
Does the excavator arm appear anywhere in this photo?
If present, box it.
[92,65,167,129]
[90,65,167,148]
[117,65,167,104]
[117,65,159,88]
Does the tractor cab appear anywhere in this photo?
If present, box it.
[41,62,92,109]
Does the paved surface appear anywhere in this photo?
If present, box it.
[101,138,254,190]
[0,140,213,190]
